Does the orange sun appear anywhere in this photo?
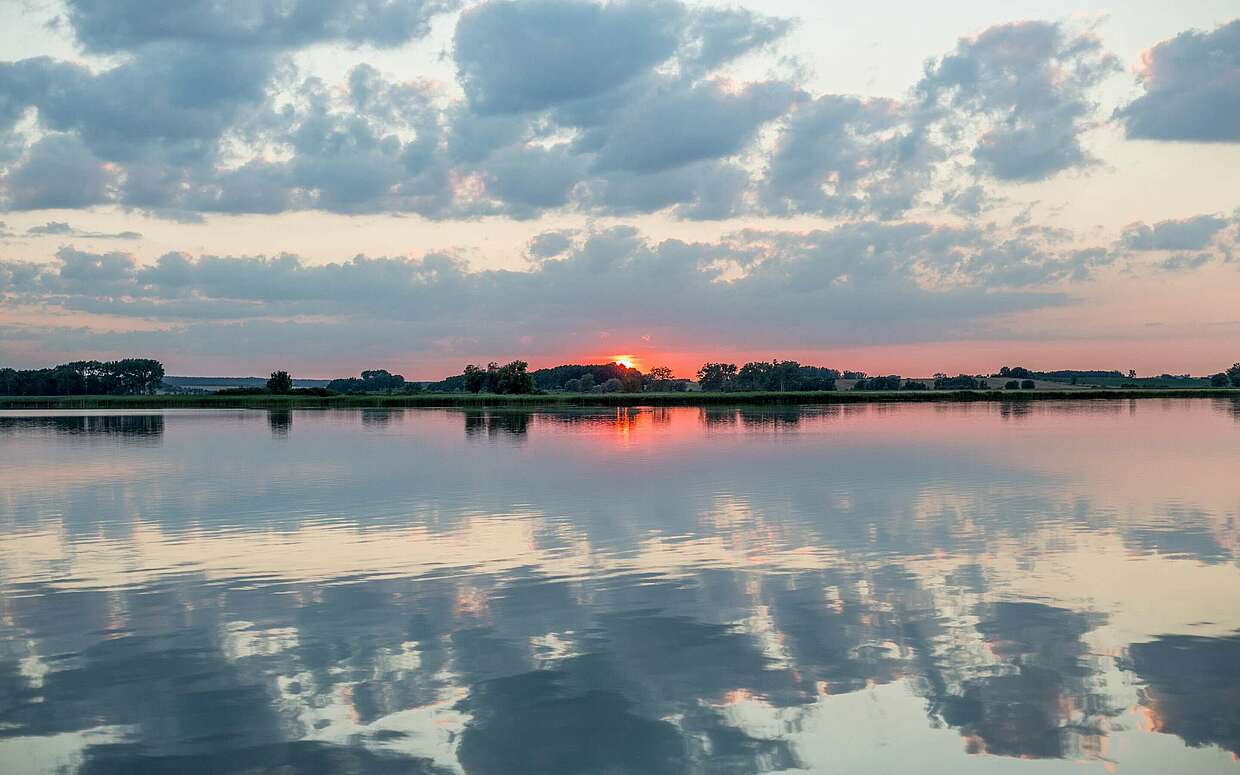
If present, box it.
[612,355,637,370]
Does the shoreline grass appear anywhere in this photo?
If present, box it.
[2,388,1239,410]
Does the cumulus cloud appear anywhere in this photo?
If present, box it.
[917,20,1119,181]
[1120,215,1229,251]
[578,159,751,220]
[0,222,1106,366]
[0,2,1134,222]
[1,134,118,210]
[1,45,275,162]
[586,79,803,174]
[63,0,460,52]
[1116,20,1240,142]
[761,96,936,218]
[682,6,792,74]
[0,0,457,218]
[1156,253,1214,272]
[455,0,685,114]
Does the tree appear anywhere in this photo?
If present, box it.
[902,381,929,391]
[1004,380,1020,390]
[854,375,901,391]
[996,365,1032,379]
[697,363,737,392]
[935,374,980,390]
[494,361,535,394]
[328,369,409,394]
[736,361,774,391]
[463,364,487,393]
[113,359,165,394]
[617,366,644,393]
[1211,373,1231,387]
[360,369,406,391]
[563,378,582,392]
[602,378,623,392]
[267,371,293,393]
[0,359,166,396]
[1021,380,1036,390]
[1228,363,1240,387]
[644,366,675,391]
[578,373,595,393]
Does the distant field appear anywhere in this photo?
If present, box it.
[2,388,1239,410]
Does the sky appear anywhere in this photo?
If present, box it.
[0,0,1237,379]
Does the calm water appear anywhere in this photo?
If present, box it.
[1,401,1238,774]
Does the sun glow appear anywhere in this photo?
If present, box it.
[611,355,638,370]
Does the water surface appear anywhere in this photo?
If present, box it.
[1,401,1238,773]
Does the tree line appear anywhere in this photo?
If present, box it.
[7,358,1238,398]
[997,363,1240,388]
[0,359,164,396]
[1211,364,1240,387]
[696,361,839,392]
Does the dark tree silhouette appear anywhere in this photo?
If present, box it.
[266,371,293,394]
[0,359,164,396]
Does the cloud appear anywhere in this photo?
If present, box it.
[1,133,118,210]
[1116,20,1240,142]
[1,45,274,163]
[27,221,141,240]
[1120,214,1229,251]
[0,6,1123,222]
[0,222,1090,367]
[63,0,460,53]
[53,245,138,294]
[455,0,792,117]
[761,95,937,218]
[454,0,685,115]
[0,0,456,217]
[917,20,1119,181]
[681,6,792,74]
[1156,253,1214,272]
[575,158,751,220]
[0,259,43,292]
[526,230,579,260]
[586,78,803,174]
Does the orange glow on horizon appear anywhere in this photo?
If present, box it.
[609,354,639,370]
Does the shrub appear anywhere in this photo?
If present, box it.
[1021,380,1036,390]
[1004,380,1020,390]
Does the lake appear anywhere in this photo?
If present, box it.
[0,400,1238,774]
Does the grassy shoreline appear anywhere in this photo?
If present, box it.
[2,388,1239,410]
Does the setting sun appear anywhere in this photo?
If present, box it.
[611,355,638,370]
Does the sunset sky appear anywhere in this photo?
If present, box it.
[0,0,1238,379]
